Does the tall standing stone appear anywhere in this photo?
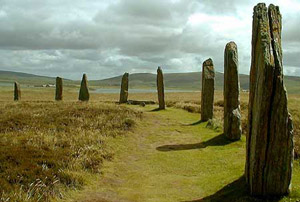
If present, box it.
[119,73,129,104]
[157,67,165,110]
[79,74,90,101]
[201,59,215,121]
[224,42,242,140]
[246,3,293,197]
[14,82,21,101]
[55,77,63,101]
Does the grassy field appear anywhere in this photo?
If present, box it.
[59,106,300,202]
[0,87,299,201]
[0,86,299,155]
[0,100,141,201]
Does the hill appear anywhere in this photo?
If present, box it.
[0,70,75,86]
[90,72,300,94]
[1,70,300,94]
[90,72,246,89]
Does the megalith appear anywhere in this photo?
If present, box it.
[119,73,129,104]
[14,82,21,101]
[224,42,242,140]
[79,74,90,101]
[55,77,63,101]
[246,3,294,197]
[201,59,215,121]
[157,67,165,110]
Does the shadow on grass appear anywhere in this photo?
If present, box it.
[183,176,282,202]
[149,108,165,112]
[156,133,233,151]
[187,120,205,126]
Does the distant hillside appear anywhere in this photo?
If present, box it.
[90,73,157,89]
[90,72,300,94]
[1,70,299,94]
[0,70,74,85]
[90,72,251,90]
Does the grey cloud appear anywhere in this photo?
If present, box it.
[0,0,299,79]
[195,0,257,15]
[94,0,193,27]
[283,13,300,44]
[284,51,300,68]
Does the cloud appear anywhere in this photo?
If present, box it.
[0,0,299,79]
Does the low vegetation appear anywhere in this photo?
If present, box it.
[0,88,299,201]
[0,101,141,201]
[164,92,300,157]
[60,105,300,202]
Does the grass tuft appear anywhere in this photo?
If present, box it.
[0,101,142,201]
[206,118,223,132]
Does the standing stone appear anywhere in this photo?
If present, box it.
[201,59,215,121]
[55,77,63,101]
[14,82,21,101]
[246,3,293,197]
[119,73,129,104]
[157,67,165,110]
[79,74,90,101]
[224,42,242,140]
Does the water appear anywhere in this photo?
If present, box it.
[93,88,197,94]
[0,82,13,87]
[0,82,33,88]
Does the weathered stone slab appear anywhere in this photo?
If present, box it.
[224,42,242,140]
[55,77,63,101]
[201,58,215,121]
[119,73,129,104]
[14,82,21,101]
[157,67,165,110]
[246,3,294,197]
[79,74,90,101]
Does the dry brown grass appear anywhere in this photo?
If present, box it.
[0,86,299,201]
[0,87,297,145]
[0,87,297,138]
[0,99,141,201]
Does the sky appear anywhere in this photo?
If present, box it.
[0,0,299,80]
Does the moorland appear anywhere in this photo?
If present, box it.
[0,83,299,201]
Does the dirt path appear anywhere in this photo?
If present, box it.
[61,106,246,202]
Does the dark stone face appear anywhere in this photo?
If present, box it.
[201,58,214,121]
[119,73,129,104]
[79,74,90,101]
[224,41,242,141]
[14,82,21,101]
[246,3,293,197]
[157,67,165,110]
[55,77,63,101]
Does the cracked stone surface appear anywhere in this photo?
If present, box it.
[224,41,242,140]
[246,3,294,197]
[201,58,215,121]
